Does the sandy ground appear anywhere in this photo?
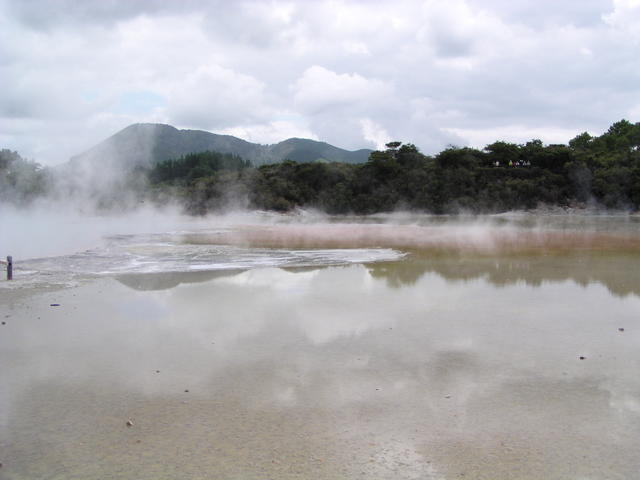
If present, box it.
[1,259,640,479]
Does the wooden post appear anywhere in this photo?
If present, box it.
[6,256,12,280]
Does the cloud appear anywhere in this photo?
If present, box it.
[4,0,205,29]
[0,0,639,164]
[167,64,270,130]
[468,0,614,28]
[293,66,392,114]
[603,0,640,37]
[443,125,583,148]
[220,120,319,145]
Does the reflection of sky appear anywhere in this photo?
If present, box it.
[3,265,640,400]
[5,266,640,398]
[2,264,640,478]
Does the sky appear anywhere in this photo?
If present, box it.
[1,0,639,166]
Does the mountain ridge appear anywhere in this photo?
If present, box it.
[68,123,373,170]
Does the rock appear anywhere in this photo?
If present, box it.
[50,304,60,307]
[619,327,625,332]
[184,389,189,393]
[579,356,586,360]
[126,420,134,427]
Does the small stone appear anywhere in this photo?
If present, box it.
[579,356,586,360]
[445,395,451,399]
[155,370,160,373]
[126,420,134,427]
[50,304,60,307]
[1,321,5,325]
[618,327,625,332]
[184,389,189,393]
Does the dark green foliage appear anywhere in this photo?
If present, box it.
[149,151,251,185]
[5,119,640,214]
[144,120,640,214]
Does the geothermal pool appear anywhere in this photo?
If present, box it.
[1,213,639,479]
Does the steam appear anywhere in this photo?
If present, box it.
[3,202,639,267]
[3,117,639,278]
[180,214,640,254]
[0,203,188,260]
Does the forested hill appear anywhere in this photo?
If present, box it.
[67,123,372,170]
[3,119,639,214]
[147,120,640,214]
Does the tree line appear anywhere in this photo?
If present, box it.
[2,120,639,214]
[148,120,640,214]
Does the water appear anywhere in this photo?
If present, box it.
[1,213,640,479]
[0,210,409,289]
[13,231,402,282]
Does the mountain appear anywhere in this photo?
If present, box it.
[67,123,372,171]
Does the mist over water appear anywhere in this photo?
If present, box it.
[2,209,640,479]
[2,207,640,280]
[2,206,640,298]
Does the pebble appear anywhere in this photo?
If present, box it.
[50,304,60,307]
[618,327,625,332]
[184,389,189,393]
[126,420,134,427]
[155,370,160,373]
[579,356,586,360]
[1,321,5,325]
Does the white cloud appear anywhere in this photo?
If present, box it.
[0,0,639,164]
[342,41,371,56]
[443,125,583,148]
[293,65,392,114]
[220,120,319,145]
[167,64,270,130]
[603,0,640,26]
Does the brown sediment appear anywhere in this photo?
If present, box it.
[181,224,640,254]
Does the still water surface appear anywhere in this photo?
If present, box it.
[1,214,639,479]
